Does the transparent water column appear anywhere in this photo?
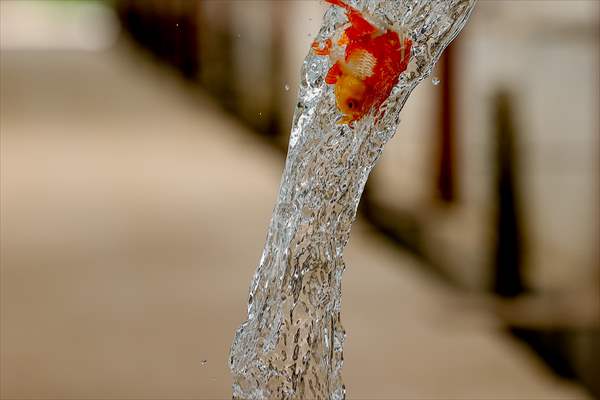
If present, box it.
[230,1,476,399]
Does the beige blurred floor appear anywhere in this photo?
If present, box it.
[0,45,590,400]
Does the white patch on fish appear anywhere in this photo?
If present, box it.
[344,49,377,80]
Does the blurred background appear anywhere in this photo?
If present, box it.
[1,1,598,399]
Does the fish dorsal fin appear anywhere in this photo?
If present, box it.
[344,49,377,80]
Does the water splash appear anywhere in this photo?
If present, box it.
[230,1,476,399]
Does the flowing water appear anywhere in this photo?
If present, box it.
[230,1,476,399]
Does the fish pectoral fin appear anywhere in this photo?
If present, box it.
[337,114,354,125]
[325,62,343,84]
[312,38,332,56]
[337,32,349,47]
[398,37,413,72]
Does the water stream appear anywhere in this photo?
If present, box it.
[230,1,476,399]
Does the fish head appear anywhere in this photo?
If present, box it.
[334,74,367,120]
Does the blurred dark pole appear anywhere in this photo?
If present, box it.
[197,2,235,111]
[435,43,458,203]
[116,0,199,80]
[268,1,286,142]
[176,1,200,80]
[491,91,524,298]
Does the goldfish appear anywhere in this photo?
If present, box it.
[312,0,412,125]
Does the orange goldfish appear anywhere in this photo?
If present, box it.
[312,0,412,125]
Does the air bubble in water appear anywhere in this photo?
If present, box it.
[432,76,441,86]
[284,84,290,91]
[201,360,208,366]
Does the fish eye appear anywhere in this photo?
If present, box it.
[347,99,356,109]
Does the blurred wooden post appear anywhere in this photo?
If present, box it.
[435,44,457,203]
[492,90,524,298]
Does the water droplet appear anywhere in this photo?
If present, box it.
[284,84,290,91]
[258,112,262,117]
[176,23,179,27]
[432,76,440,86]
[201,360,208,366]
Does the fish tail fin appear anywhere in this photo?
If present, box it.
[324,0,354,12]
[325,0,376,39]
